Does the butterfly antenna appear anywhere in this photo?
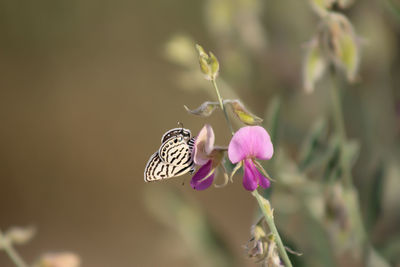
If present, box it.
[177,121,184,133]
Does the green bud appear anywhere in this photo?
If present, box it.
[195,44,220,80]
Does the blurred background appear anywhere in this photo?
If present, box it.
[0,0,399,266]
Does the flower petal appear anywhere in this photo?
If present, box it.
[242,159,259,191]
[193,124,215,165]
[258,170,270,189]
[228,126,274,163]
[190,160,215,190]
[242,159,270,191]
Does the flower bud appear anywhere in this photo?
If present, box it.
[195,44,220,80]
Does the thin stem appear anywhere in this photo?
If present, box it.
[0,230,28,267]
[211,79,234,136]
[329,72,352,188]
[252,190,293,267]
[329,72,346,141]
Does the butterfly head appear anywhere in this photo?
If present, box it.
[161,127,192,143]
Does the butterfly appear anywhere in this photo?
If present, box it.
[144,127,196,182]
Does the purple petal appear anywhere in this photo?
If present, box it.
[228,126,274,163]
[242,159,259,191]
[190,160,215,190]
[242,159,270,191]
[193,124,215,165]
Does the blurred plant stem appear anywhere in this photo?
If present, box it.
[0,229,28,267]
[328,72,389,264]
[252,190,293,267]
[211,78,234,135]
[211,76,292,266]
[329,71,352,188]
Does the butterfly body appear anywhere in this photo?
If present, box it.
[144,128,195,182]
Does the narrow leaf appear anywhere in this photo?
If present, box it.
[265,96,281,146]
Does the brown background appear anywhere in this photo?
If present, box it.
[0,1,257,266]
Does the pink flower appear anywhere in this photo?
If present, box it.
[191,124,226,190]
[228,126,274,191]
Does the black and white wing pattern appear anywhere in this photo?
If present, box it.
[144,128,195,182]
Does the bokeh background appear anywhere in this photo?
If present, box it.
[0,0,399,266]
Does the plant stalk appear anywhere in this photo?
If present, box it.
[0,229,28,267]
[252,190,293,267]
[211,79,234,136]
[329,72,352,188]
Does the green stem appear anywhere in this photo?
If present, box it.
[252,190,293,267]
[0,230,28,267]
[329,72,352,188]
[211,79,234,136]
[329,73,346,141]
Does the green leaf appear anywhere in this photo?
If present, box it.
[225,99,263,125]
[341,139,360,170]
[184,101,219,117]
[265,96,281,146]
[303,38,328,93]
[323,137,342,182]
[298,117,328,172]
[366,161,385,231]
[325,13,360,82]
[309,0,335,16]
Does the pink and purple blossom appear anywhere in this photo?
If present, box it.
[190,124,225,190]
[228,126,274,191]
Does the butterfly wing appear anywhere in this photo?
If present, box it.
[144,152,195,182]
[158,136,194,167]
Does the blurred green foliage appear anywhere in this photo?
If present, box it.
[163,0,400,266]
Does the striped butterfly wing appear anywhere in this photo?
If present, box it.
[144,128,195,182]
[144,150,195,182]
[158,136,195,167]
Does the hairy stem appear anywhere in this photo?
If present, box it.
[211,79,234,136]
[252,190,293,267]
[0,229,28,267]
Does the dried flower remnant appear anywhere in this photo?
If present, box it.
[34,252,81,267]
[309,0,356,17]
[323,13,360,82]
[303,12,361,92]
[191,124,228,190]
[303,38,328,93]
[2,226,36,246]
[228,126,273,191]
[244,221,283,266]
